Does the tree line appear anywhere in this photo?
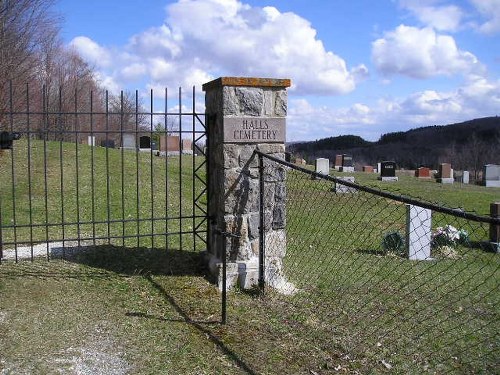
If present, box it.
[288,117,500,179]
[0,0,174,146]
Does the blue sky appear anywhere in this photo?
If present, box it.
[56,0,500,141]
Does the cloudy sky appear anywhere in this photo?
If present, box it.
[56,0,500,141]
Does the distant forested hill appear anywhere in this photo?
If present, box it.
[287,117,500,173]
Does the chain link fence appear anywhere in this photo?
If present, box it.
[258,152,499,374]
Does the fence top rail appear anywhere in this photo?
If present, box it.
[254,150,500,225]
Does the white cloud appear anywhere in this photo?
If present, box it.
[69,36,112,68]
[469,0,500,34]
[288,76,500,141]
[399,0,463,31]
[372,25,482,78]
[70,0,365,96]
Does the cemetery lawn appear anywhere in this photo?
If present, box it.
[1,148,499,374]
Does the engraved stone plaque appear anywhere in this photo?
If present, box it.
[223,117,286,143]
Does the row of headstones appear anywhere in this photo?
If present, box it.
[84,135,193,154]
[416,163,500,187]
[314,158,398,182]
[315,157,500,187]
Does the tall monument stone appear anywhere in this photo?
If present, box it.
[203,77,291,290]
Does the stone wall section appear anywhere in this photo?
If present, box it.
[203,78,290,290]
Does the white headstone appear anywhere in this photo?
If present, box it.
[122,134,136,149]
[315,158,330,176]
[406,204,432,261]
[334,176,357,193]
[462,171,469,184]
[87,136,95,146]
[483,164,500,187]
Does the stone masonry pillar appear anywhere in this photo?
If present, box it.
[203,77,291,290]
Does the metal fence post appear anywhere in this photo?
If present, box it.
[490,202,500,251]
[258,153,265,293]
[222,243,227,324]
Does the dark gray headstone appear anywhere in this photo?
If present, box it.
[100,139,115,148]
[139,135,151,149]
[381,161,396,177]
[342,154,353,167]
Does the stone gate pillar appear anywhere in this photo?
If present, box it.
[203,77,291,289]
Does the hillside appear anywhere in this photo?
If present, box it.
[288,116,500,171]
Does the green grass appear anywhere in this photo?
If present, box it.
[1,148,499,374]
[0,139,207,251]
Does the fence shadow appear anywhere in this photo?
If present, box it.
[55,244,206,277]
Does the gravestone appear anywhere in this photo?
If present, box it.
[438,163,454,184]
[139,135,151,149]
[87,136,96,146]
[315,158,329,176]
[406,204,432,260]
[378,161,398,181]
[294,158,306,166]
[340,154,354,172]
[377,162,381,174]
[160,135,180,155]
[203,76,292,292]
[100,139,115,148]
[483,164,500,187]
[462,170,470,184]
[334,154,343,171]
[122,134,136,149]
[415,167,430,178]
[362,166,374,173]
[334,176,357,193]
[182,139,193,154]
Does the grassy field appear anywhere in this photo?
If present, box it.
[0,139,207,253]
[1,149,499,374]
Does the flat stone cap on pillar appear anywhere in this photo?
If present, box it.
[202,77,291,91]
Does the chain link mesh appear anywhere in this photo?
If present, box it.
[260,153,499,373]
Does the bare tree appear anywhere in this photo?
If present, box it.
[0,0,61,125]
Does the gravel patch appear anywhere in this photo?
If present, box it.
[1,241,93,261]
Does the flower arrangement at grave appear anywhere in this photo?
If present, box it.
[431,225,469,248]
[431,225,469,258]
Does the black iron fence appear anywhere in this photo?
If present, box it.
[257,151,499,374]
[0,84,207,262]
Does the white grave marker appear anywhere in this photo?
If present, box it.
[315,158,330,176]
[406,204,432,260]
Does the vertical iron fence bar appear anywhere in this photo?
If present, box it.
[9,82,18,261]
[222,239,227,324]
[90,90,96,245]
[120,91,125,247]
[43,85,50,259]
[192,86,196,252]
[58,86,66,257]
[165,88,169,251]
[0,183,3,261]
[105,91,111,244]
[135,90,140,248]
[258,153,265,293]
[150,89,154,247]
[178,87,183,250]
[74,88,81,248]
[26,83,34,260]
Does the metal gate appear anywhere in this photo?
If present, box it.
[0,83,207,261]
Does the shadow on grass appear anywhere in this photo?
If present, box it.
[124,275,258,375]
[60,245,258,374]
[56,244,206,276]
